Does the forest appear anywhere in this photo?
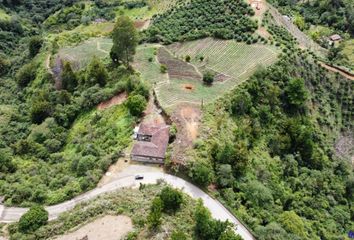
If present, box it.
[187,49,353,239]
[144,0,258,43]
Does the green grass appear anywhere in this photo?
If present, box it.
[58,38,113,69]
[135,38,279,111]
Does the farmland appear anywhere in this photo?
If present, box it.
[134,38,279,110]
[57,38,112,70]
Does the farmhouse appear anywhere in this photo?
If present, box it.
[131,123,169,164]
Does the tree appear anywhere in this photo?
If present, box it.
[110,16,138,66]
[216,164,234,188]
[185,55,191,62]
[0,149,16,173]
[18,205,48,233]
[159,186,183,212]
[285,78,308,110]
[0,55,9,76]
[194,200,231,240]
[189,162,213,187]
[278,211,307,238]
[30,100,51,124]
[126,94,147,116]
[147,197,163,230]
[29,36,43,57]
[86,56,108,87]
[61,61,77,92]
[16,62,37,87]
[203,71,215,85]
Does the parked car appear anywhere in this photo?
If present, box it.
[135,175,144,180]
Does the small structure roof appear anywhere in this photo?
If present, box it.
[131,123,169,159]
[329,34,342,41]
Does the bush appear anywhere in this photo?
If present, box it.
[16,62,37,87]
[189,161,213,187]
[147,197,163,230]
[29,36,43,57]
[203,71,215,85]
[160,64,167,73]
[159,186,183,212]
[18,205,48,233]
[126,94,147,117]
[185,55,191,62]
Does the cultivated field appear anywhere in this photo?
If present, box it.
[136,38,279,110]
[57,38,112,70]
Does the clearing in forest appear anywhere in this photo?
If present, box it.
[57,38,112,70]
[134,38,278,111]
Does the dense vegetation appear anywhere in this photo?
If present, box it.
[0,1,149,206]
[145,0,257,43]
[269,0,354,36]
[188,50,353,239]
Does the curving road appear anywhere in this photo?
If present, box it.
[0,166,255,240]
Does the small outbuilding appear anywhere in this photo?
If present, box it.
[329,34,342,42]
[131,123,169,164]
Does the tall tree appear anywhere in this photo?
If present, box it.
[86,56,108,87]
[61,61,77,92]
[110,16,138,66]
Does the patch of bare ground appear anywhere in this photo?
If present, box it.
[335,134,354,165]
[170,103,202,164]
[97,92,127,110]
[134,20,150,30]
[256,27,271,39]
[182,84,195,92]
[53,215,132,240]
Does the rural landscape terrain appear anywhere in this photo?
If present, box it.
[0,0,353,240]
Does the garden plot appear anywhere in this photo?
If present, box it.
[143,38,279,110]
[57,38,112,70]
[158,48,202,81]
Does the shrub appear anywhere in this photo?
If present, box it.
[147,197,163,230]
[203,71,215,85]
[159,186,183,212]
[189,161,213,187]
[126,94,147,116]
[29,36,43,57]
[160,64,167,73]
[18,205,48,233]
[185,55,191,62]
[16,62,37,87]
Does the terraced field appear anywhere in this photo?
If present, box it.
[57,38,112,70]
[137,38,279,110]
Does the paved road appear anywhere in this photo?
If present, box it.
[0,167,255,240]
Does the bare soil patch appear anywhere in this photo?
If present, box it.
[97,92,127,110]
[54,215,132,240]
[256,27,271,39]
[182,84,195,91]
[134,20,150,30]
[170,103,201,164]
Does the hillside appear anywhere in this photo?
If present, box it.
[0,0,353,240]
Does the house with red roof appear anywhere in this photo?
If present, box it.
[130,123,169,164]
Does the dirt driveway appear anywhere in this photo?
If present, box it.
[53,215,132,240]
[170,103,202,164]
